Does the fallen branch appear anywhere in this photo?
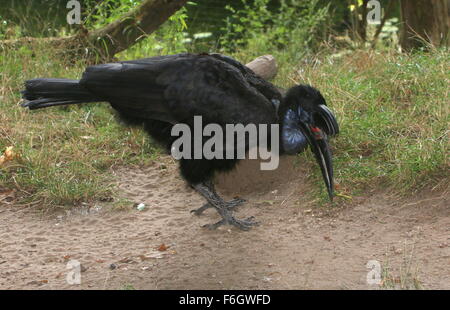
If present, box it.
[245,55,278,80]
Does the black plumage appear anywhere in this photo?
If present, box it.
[21,53,339,230]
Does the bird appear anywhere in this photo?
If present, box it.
[21,53,339,230]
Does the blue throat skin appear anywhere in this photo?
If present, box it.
[281,108,309,155]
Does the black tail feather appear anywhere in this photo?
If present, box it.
[21,78,102,110]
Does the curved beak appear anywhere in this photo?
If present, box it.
[299,124,334,201]
[317,104,339,136]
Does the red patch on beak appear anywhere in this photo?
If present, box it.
[310,126,324,140]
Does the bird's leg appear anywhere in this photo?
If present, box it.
[190,198,246,216]
[191,180,246,215]
[192,181,257,231]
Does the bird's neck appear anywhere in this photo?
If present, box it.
[279,108,308,155]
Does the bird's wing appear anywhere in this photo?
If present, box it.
[208,53,283,103]
[80,53,279,126]
[79,54,186,124]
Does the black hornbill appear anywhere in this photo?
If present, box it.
[21,53,339,230]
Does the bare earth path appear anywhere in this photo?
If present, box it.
[0,156,448,289]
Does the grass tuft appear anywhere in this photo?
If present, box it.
[268,49,448,200]
[0,43,159,206]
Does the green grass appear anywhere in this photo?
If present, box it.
[0,40,448,208]
[261,47,448,200]
[381,242,423,290]
[308,49,449,198]
[120,283,136,290]
[0,43,160,207]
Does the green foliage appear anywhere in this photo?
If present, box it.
[156,6,190,54]
[118,3,216,59]
[220,0,329,56]
[0,0,69,38]
[84,0,143,29]
[118,6,190,59]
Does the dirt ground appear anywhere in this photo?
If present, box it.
[0,156,449,290]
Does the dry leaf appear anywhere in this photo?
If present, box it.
[0,146,17,167]
[4,147,15,160]
[157,243,168,251]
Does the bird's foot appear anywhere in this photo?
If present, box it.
[190,197,246,216]
[192,181,256,230]
[203,210,258,231]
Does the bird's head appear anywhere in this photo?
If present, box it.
[278,84,339,200]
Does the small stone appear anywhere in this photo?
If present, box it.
[80,264,88,272]
[136,203,146,211]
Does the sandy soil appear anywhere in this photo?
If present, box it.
[0,156,449,290]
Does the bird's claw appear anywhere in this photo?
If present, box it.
[229,197,247,206]
[203,216,258,231]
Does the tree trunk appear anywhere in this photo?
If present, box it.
[357,0,369,42]
[0,0,188,62]
[400,0,450,51]
[349,0,369,42]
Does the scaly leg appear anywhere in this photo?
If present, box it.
[190,198,246,216]
[191,180,245,215]
[193,181,258,231]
